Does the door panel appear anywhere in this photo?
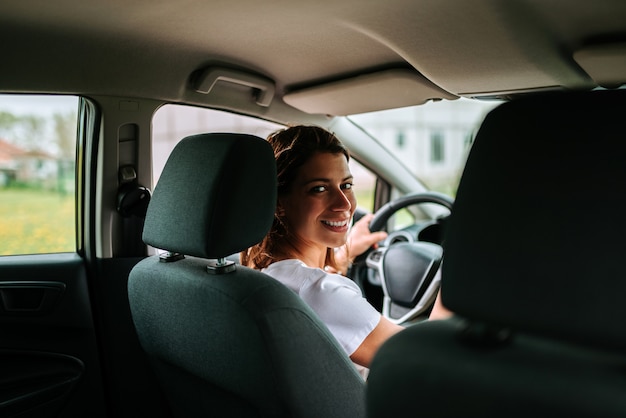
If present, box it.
[0,253,106,418]
[1,350,83,418]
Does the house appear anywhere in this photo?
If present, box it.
[0,138,58,188]
[0,138,25,186]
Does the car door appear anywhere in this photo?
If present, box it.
[0,95,108,417]
[0,95,172,418]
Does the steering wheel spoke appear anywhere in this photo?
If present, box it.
[382,267,442,324]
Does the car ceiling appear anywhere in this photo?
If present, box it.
[1,0,626,118]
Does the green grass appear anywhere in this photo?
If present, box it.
[0,189,75,255]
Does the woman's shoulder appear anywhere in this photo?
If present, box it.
[263,259,355,291]
[263,259,312,276]
[262,259,321,289]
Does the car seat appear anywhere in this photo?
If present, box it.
[128,133,365,418]
[366,89,626,417]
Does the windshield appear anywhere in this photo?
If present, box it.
[349,98,501,196]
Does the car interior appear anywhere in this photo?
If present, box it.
[1,1,626,417]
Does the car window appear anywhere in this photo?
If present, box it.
[350,158,376,212]
[347,98,502,230]
[152,105,380,216]
[349,98,502,197]
[0,94,79,256]
[152,105,283,185]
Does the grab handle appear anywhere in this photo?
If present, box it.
[195,67,275,107]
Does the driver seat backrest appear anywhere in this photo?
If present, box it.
[366,89,626,417]
[128,133,365,418]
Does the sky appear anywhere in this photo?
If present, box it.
[0,94,78,116]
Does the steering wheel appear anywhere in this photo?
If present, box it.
[365,191,454,324]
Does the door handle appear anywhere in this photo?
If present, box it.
[0,281,66,314]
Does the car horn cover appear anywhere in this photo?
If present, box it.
[382,242,443,308]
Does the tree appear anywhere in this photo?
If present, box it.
[0,111,46,151]
[53,111,78,195]
[54,112,77,160]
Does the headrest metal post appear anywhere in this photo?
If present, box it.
[206,257,236,275]
[159,251,185,263]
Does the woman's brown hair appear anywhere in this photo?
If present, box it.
[240,125,350,270]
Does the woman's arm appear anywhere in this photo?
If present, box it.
[429,290,453,320]
[350,292,452,367]
[349,316,404,367]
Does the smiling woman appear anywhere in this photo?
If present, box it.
[240,125,404,378]
[240,125,450,379]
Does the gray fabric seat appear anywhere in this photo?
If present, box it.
[366,89,626,417]
[128,133,365,418]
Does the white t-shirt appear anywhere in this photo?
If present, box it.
[262,259,381,357]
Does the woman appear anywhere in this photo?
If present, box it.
[241,125,449,375]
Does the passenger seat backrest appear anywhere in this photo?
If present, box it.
[366,90,626,417]
[128,133,365,418]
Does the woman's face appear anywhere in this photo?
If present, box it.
[279,151,356,254]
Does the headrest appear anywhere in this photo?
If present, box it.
[442,89,626,349]
[143,133,276,259]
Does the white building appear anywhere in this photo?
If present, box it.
[351,98,500,194]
